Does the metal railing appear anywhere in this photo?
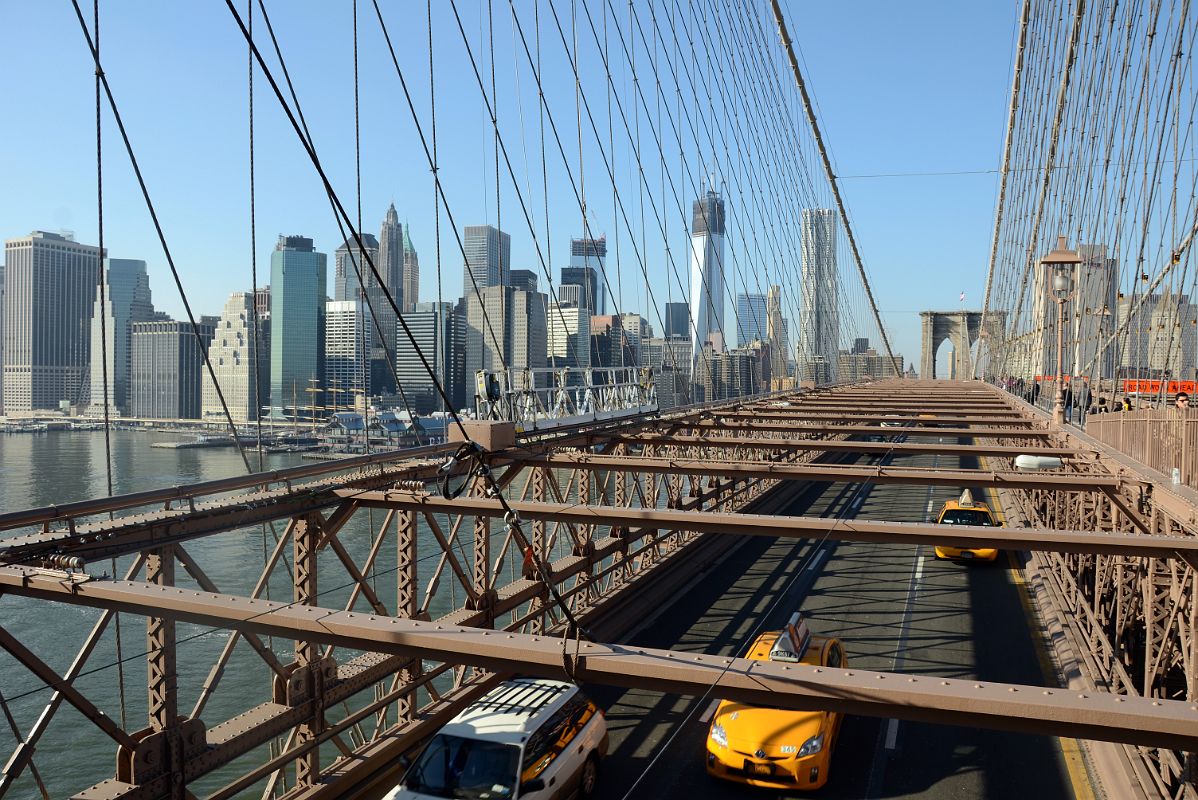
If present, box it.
[473,366,658,431]
[1084,408,1198,489]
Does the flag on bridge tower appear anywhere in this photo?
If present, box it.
[960,291,966,303]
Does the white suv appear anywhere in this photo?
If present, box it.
[384,678,609,800]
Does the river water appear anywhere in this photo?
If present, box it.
[0,429,526,798]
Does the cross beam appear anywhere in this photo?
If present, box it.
[501,453,1120,490]
[604,434,1077,459]
[683,421,1054,438]
[0,567,1191,751]
[339,492,1193,559]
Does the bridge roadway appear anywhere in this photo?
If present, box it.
[586,434,1093,799]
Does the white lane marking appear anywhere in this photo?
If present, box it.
[884,718,899,750]
[699,698,721,723]
[914,555,925,582]
[806,548,827,572]
[925,498,935,516]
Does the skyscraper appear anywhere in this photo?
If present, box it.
[766,285,788,382]
[799,209,838,383]
[509,269,539,293]
[130,320,213,419]
[735,292,768,346]
[378,204,403,304]
[547,299,591,372]
[202,292,266,422]
[462,225,510,293]
[465,284,548,393]
[335,232,396,395]
[333,233,380,303]
[2,231,101,411]
[395,301,456,414]
[269,235,327,419]
[87,258,154,415]
[563,236,606,315]
[664,301,690,339]
[402,222,419,313]
[325,299,369,410]
[690,190,726,375]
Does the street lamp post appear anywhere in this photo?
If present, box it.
[1041,236,1082,425]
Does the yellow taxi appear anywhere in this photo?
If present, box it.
[933,489,1000,561]
[706,614,845,790]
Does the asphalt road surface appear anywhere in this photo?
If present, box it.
[587,435,1090,800]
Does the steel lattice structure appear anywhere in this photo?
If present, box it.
[0,380,1194,798]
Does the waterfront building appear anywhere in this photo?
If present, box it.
[643,336,692,408]
[269,235,327,419]
[202,292,267,422]
[130,320,213,419]
[395,301,456,414]
[736,292,768,346]
[462,225,510,293]
[86,259,154,416]
[563,236,606,315]
[325,299,369,411]
[799,208,838,383]
[690,190,726,377]
[2,231,101,412]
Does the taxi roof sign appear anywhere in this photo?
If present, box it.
[958,489,975,508]
[769,612,812,663]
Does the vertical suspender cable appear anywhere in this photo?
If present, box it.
[91,0,128,736]
[1002,0,1087,362]
[978,0,1032,379]
[769,0,900,376]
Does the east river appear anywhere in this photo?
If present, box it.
[0,429,520,798]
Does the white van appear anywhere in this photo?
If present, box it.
[384,678,608,800]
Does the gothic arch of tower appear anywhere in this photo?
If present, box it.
[920,311,985,379]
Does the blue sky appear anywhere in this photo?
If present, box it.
[0,0,1019,372]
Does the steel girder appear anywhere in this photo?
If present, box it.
[338,491,1198,560]
[0,568,1194,752]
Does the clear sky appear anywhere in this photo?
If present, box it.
[0,0,1019,373]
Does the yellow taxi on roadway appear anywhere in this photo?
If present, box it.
[934,489,1000,561]
[705,614,845,790]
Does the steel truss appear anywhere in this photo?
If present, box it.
[0,380,1192,799]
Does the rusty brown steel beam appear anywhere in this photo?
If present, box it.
[500,453,1119,490]
[706,411,1037,426]
[682,421,1054,438]
[607,434,1078,459]
[0,465,432,566]
[340,493,1197,559]
[0,568,1193,751]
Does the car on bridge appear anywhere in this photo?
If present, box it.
[933,489,1000,561]
[705,613,846,790]
[385,678,608,800]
